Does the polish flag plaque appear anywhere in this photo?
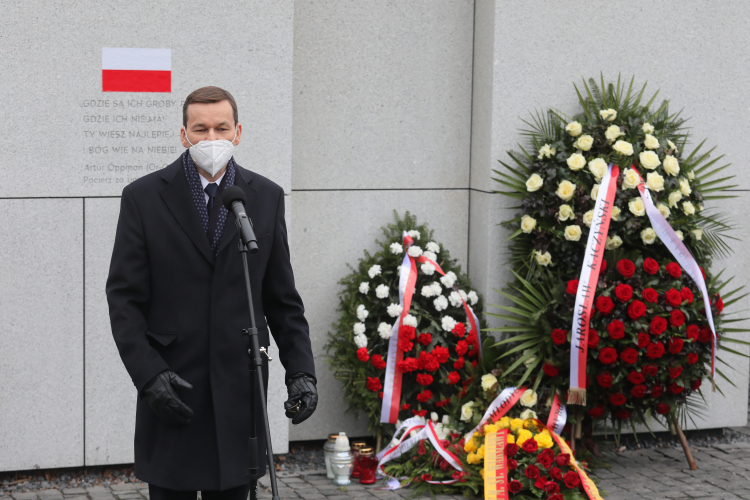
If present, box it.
[102,48,171,93]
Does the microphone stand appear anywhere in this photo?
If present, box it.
[238,239,280,500]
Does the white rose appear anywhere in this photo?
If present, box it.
[588,158,608,181]
[353,322,366,336]
[622,168,641,189]
[359,282,370,294]
[387,303,403,317]
[565,121,583,137]
[520,389,538,407]
[682,201,695,215]
[657,203,671,218]
[481,374,498,392]
[629,198,646,216]
[687,171,695,181]
[421,262,436,275]
[449,291,463,308]
[644,134,660,149]
[390,242,403,254]
[668,191,683,208]
[574,135,594,152]
[378,322,393,339]
[697,203,704,212]
[591,184,600,200]
[663,155,680,176]
[426,242,440,253]
[368,265,382,279]
[583,210,594,227]
[605,124,623,142]
[555,180,576,201]
[564,225,582,242]
[467,291,478,305]
[375,284,389,299]
[641,227,657,245]
[440,271,457,288]
[674,230,684,241]
[353,333,367,349]
[646,172,665,192]
[526,173,544,192]
[567,152,587,170]
[407,230,421,240]
[441,315,457,332]
[523,350,536,367]
[520,409,538,421]
[433,295,449,312]
[356,304,369,321]
[534,250,552,267]
[639,151,661,170]
[606,235,623,250]
[611,206,621,221]
[613,140,634,156]
[422,251,437,262]
[600,108,617,121]
[692,228,703,241]
[642,122,655,134]
[460,402,475,422]
[558,204,574,221]
[537,144,556,159]
[667,139,679,152]
[680,178,692,196]
[403,314,418,328]
[521,214,537,233]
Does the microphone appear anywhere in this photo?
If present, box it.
[221,186,259,253]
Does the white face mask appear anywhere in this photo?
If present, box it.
[184,127,237,177]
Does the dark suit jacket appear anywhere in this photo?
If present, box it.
[105,156,315,490]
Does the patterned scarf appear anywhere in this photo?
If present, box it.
[181,150,236,253]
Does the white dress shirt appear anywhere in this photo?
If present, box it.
[199,170,226,205]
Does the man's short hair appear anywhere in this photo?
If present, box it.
[183,86,238,127]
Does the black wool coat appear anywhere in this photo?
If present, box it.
[106,156,315,491]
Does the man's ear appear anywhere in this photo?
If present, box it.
[233,123,242,146]
[180,127,190,148]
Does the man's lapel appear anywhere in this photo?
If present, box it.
[217,163,258,254]
[159,159,215,266]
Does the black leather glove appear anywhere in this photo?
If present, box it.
[141,370,194,428]
[284,373,317,425]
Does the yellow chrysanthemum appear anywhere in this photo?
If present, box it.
[484,423,499,435]
[497,416,511,430]
[464,438,478,453]
[507,434,515,444]
[467,452,482,465]
[534,433,554,449]
[510,418,524,432]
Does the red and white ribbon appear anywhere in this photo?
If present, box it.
[462,386,527,443]
[568,164,620,405]
[546,393,567,436]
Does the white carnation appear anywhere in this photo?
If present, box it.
[356,304,369,322]
[367,265,382,279]
[433,295,449,312]
[358,282,369,294]
[441,315,457,332]
[440,271,457,288]
[353,334,367,349]
[375,284,389,299]
[378,322,393,339]
[449,291,463,308]
[459,290,468,301]
[390,242,403,255]
[403,314,418,328]
[407,246,423,258]
[467,291,478,305]
[422,251,437,262]
[353,322,366,336]
[431,282,442,296]
[426,242,440,253]
[421,263,436,275]
[407,230,421,240]
[421,284,436,297]
[387,303,403,317]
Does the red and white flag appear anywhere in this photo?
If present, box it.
[102,48,171,93]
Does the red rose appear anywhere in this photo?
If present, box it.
[588,329,600,348]
[637,332,651,348]
[588,405,605,418]
[615,284,633,302]
[522,439,539,453]
[549,467,563,481]
[507,459,518,470]
[447,371,460,385]
[630,384,647,398]
[453,357,465,369]
[666,262,682,279]
[698,326,712,343]
[567,279,580,295]
[563,471,581,488]
[657,403,671,415]
[643,257,660,275]
[686,324,700,342]
[371,354,387,370]
[595,296,615,315]
[505,443,519,457]
[670,309,686,327]
[412,409,428,417]
[455,340,469,356]
[610,393,627,406]
[715,295,724,314]
[543,363,560,377]
[691,378,702,391]
[596,372,613,388]
[508,480,523,494]
[524,464,540,480]
[417,333,432,346]
[366,377,382,392]
[432,345,450,363]
[416,390,433,402]
[643,364,658,377]
[651,385,664,398]
[621,347,639,365]
[608,320,625,340]
[668,337,684,354]
[628,300,647,320]
[646,341,665,359]
[555,453,570,467]
[551,328,568,345]
[452,322,466,337]
[628,371,645,384]
[615,409,631,419]
[356,347,369,362]
[401,325,416,340]
[418,351,440,371]
[599,347,618,364]
[398,338,413,352]
[601,260,608,272]
[539,448,555,461]
[668,366,683,380]
[416,373,434,386]
[617,259,636,278]
[643,288,659,303]
[664,288,682,307]
[650,316,668,335]
[537,453,553,469]
[669,383,684,394]
[681,287,694,304]
[687,353,698,365]
[545,482,561,495]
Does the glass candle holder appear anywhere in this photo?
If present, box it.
[323,433,338,479]
[356,447,378,485]
[331,432,353,486]
[350,441,367,478]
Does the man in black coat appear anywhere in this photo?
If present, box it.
[106,86,317,500]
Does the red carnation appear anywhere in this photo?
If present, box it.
[418,351,440,371]
[417,333,432,346]
[698,326,712,344]
[356,347,369,362]
[551,328,568,345]
[566,279,579,295]
[452,322,466,337]
[637,332,651,348]
[412,409,428,417]
[686,324,700,342]
[416,373,434,386]
[657,403,671,415]
[630,384,647,398]
[435,398,451,408]
[595,296,615,315]
[401,325,416,340]
[617,259,636,278]
[379,392,383,399]
[668,366,683,380]
[628,300,647,320]
[615,409,631,419]
[681,287,694,304]
[646,341,665,359]
[665,288,682,307]
[588,329,600,348]
[715,295,725,314]
[398,338,413,352]
[371,354,387,370]
[543,363,560,377]
[687,352,698,365]
[615,284,633,302]
[610,393,627,405]
[549,467,563,481]
[524,464,540,480]
[599,347,618,364]
[670,309,686,327]
[555,453,570,467]
[508,480,523,494]
[563,471,581,488]
[668,337,684,354]
[651,385,664,398]
[505,443,519,457]
[650,316,668,335]
[588,405,605,418]
[596,372,613,388]
[666,262,682,279]
[608,320,625,340]
[628,371,645,384]
[453,357,465,369]
[669,383,684,394]
[643,257,660,275]
[401,403,410,410]
[621,347,639,365]
[691,378,702,391]
[643,364,658,377]
[366,377,382,392]
[455,340,469,356]
[643,288,659,303]
[447,371,460,385]
[522,439,538,453]
[416,390,433,402]
[700,267,706,280]
[432,345,450,363]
